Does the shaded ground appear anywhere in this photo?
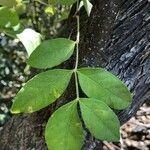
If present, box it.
[102,104,150,150]
[0,33,29,127]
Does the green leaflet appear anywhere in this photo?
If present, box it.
[28,38,76,69]
[11,69,72,113]
[82,0,93,16]
[49,0,76,6]
[78,67,132,109]
[79,98,120,141]
[45,100,84,150]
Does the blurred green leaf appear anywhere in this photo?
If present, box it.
[0,27,17,38]
[15,0,26,14]
[0,7,21,37]
[57,10,69,22]
[0,7,20,28]
[45,5,55,16]
[0,0,16,7]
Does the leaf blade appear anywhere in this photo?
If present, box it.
[11,69,72,113]
[45,100,84,150]
[78,67,132,109]
[17,28,42,56]
[79,98,120,141]
[28,38,76,69]
[82,0,93,16]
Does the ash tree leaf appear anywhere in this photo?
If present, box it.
[79,98,120,141]
[28,38,76,69]
[45,100,84,150]
[82,0,93,16]
[78,67,132,109]
[11,69,72,113]
[17,28,42,56]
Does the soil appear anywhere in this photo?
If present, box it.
[102,104,150,150]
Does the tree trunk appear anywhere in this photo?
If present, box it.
[0,0,149,149]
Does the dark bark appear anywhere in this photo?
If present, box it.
[0,0,149,149]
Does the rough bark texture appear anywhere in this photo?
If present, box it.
[0,0,149,149]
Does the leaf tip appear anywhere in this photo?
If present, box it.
[112,134,120,142]
[10,107,21,114]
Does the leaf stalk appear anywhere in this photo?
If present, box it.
[74,1,80,100]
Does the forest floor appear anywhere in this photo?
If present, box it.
[102,104,150,150]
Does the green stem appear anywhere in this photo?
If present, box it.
[74,1,80,100]
[74,70,79,100]
[75,16,80,70]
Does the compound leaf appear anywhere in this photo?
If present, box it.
[11,69,72,113]
[78,68,132,109]
[79,98,120,141]
[45,100,84,150]
[28,38,75,69]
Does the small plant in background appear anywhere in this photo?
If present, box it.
[0,0,132,149]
